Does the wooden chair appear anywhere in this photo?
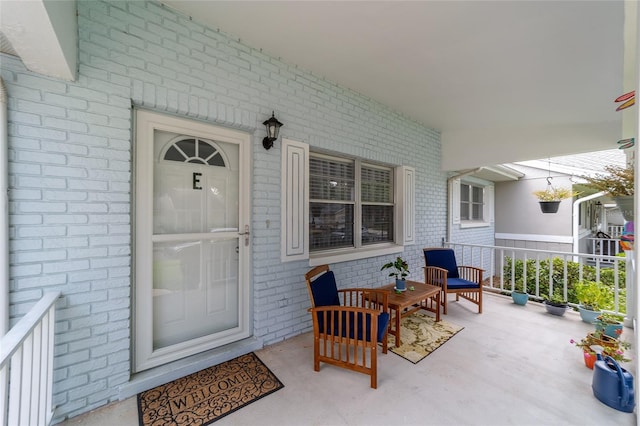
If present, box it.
[423,248,484,314]
[304,265,390,388]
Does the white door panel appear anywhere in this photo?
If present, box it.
[134,110,250,372]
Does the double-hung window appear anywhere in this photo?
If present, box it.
[460,183,484,221]
[309,154,394,252]
[451,178,493,228]
[281,139,415,263]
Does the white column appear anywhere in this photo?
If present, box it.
[626,250,635,326]
[0,78,7,336]
[631,0,639,331]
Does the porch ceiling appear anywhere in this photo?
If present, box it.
[162,1,630,170]
[2,1,634,170]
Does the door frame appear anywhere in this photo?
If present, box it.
[133,109,251,372]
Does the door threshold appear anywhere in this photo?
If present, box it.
[119,336,263,399]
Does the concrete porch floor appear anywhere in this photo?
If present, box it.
[59,293,636,426]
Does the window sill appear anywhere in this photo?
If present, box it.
[459,221,491,229]
[309,244,404,267]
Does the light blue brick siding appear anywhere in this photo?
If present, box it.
[2,0,446,421]
[450,219,495,275]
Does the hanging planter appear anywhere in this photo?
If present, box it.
[532,180,579,215]
[538,201,561,214]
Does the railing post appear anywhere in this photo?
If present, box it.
[624,250,635,327]
[1,292,59,426]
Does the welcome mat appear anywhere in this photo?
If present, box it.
[386,311,464,363]
[137,352,284,426]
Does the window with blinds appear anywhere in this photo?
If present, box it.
[309,154,393,251]
[361,165,394,246]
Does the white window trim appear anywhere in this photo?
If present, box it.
[309,244,404,267]
[281,140,415,264]
[452,178,494,228]
[395,166,415,244]
[460,221,491,229]
[281,138,309,262]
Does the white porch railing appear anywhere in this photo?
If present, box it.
[444,242,627,315]
[587,237,622,258]
[1,292,60,426]
[607,225,624,238]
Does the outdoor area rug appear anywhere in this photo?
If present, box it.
[137,352,284,426]
[386,311,464,363]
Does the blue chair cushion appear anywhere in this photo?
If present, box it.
[447,277,479,289]
[424,249,459,279]
[319,310,390,343]
[310,271,340,307]
[377,312,390,342]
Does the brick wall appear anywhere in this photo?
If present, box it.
[2,0,447,420]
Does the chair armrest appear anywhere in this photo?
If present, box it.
[309,305,380,316]
[423,266,447,289]
[457,266,484,284]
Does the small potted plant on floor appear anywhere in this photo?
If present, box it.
[574,280,613,323]
[511,278,528,306]
[594,312,624,338]
[381,256,410,292]
[571,329,631,369]
[542,288,568,316]
[533,186,579,214]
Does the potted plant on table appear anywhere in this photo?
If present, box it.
[542,288,568,316]
[574,280,613,324]
[532,186,580,214]
[582,165,634,221]
[381,256,409,292]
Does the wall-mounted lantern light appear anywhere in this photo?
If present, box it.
[262,111,283,150]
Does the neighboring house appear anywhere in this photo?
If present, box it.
[494,149,628,255]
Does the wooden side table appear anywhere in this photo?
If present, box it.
[380,280,441,347]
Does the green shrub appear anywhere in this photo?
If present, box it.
[574,280,614,310]
[502,256,626,312]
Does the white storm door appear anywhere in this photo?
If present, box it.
[134,110,251,372]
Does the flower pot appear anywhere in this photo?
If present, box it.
[596,322,624,339]
[544,301,568,316]
[511,291,528,305]
[578,305,601,324]
[614,196,634,221]
[583,351,597,369]
[395,279,406,291]
[539,201,560,214]
[585,332,619,350]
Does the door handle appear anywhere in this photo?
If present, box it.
[238,225,250,246]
